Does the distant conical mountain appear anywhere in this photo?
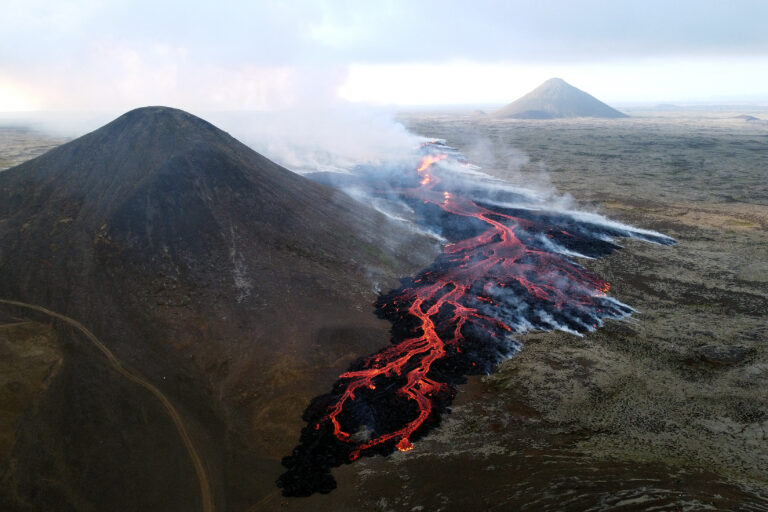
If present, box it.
[493,78,628,119]
[0,107,436,511]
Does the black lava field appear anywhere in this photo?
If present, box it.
[278,142,674,496]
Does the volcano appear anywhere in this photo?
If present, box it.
[493,78,628,119]
[0,107,436,511]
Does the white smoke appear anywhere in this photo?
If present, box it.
[205,105,424,174]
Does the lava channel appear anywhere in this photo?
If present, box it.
[277,142,674,496]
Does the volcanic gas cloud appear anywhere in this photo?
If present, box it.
[278,141,674,496]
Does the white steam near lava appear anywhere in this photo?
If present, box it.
[249,114,675,253]
[207,106,425,174]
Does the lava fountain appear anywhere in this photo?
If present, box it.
[278,141,674,496]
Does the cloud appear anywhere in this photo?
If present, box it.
[305,0,768,62]
[2,0,768,111]
[5,1,768,69]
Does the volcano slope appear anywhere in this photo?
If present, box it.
[0,107,437,511]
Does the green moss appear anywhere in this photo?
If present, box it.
[0,320,62,460]
[356,240,395,268]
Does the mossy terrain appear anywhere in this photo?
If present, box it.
[0,317,61,459]
[0,127,69,171]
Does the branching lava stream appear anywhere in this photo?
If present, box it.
[278,141,674,496]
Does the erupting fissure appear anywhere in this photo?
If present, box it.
[278,141,674,496]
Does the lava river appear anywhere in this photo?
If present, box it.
[278,141,674,496]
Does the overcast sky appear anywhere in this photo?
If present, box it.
[2,0,768,111]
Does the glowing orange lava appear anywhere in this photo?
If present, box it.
[279,142,673,497]
[417,153,447,173]
[320,152,611,459]
[396,438,414,452]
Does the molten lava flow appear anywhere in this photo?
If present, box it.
[278,142,674,497]
[417,153,447,173]
[318,152,615,460]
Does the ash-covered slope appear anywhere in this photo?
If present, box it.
[493,78,628,119]
[0,107,436,511]
[0,106,424,280]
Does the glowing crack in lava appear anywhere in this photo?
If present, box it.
[278,141,674,496]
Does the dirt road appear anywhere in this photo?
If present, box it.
[0,298,214,512]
